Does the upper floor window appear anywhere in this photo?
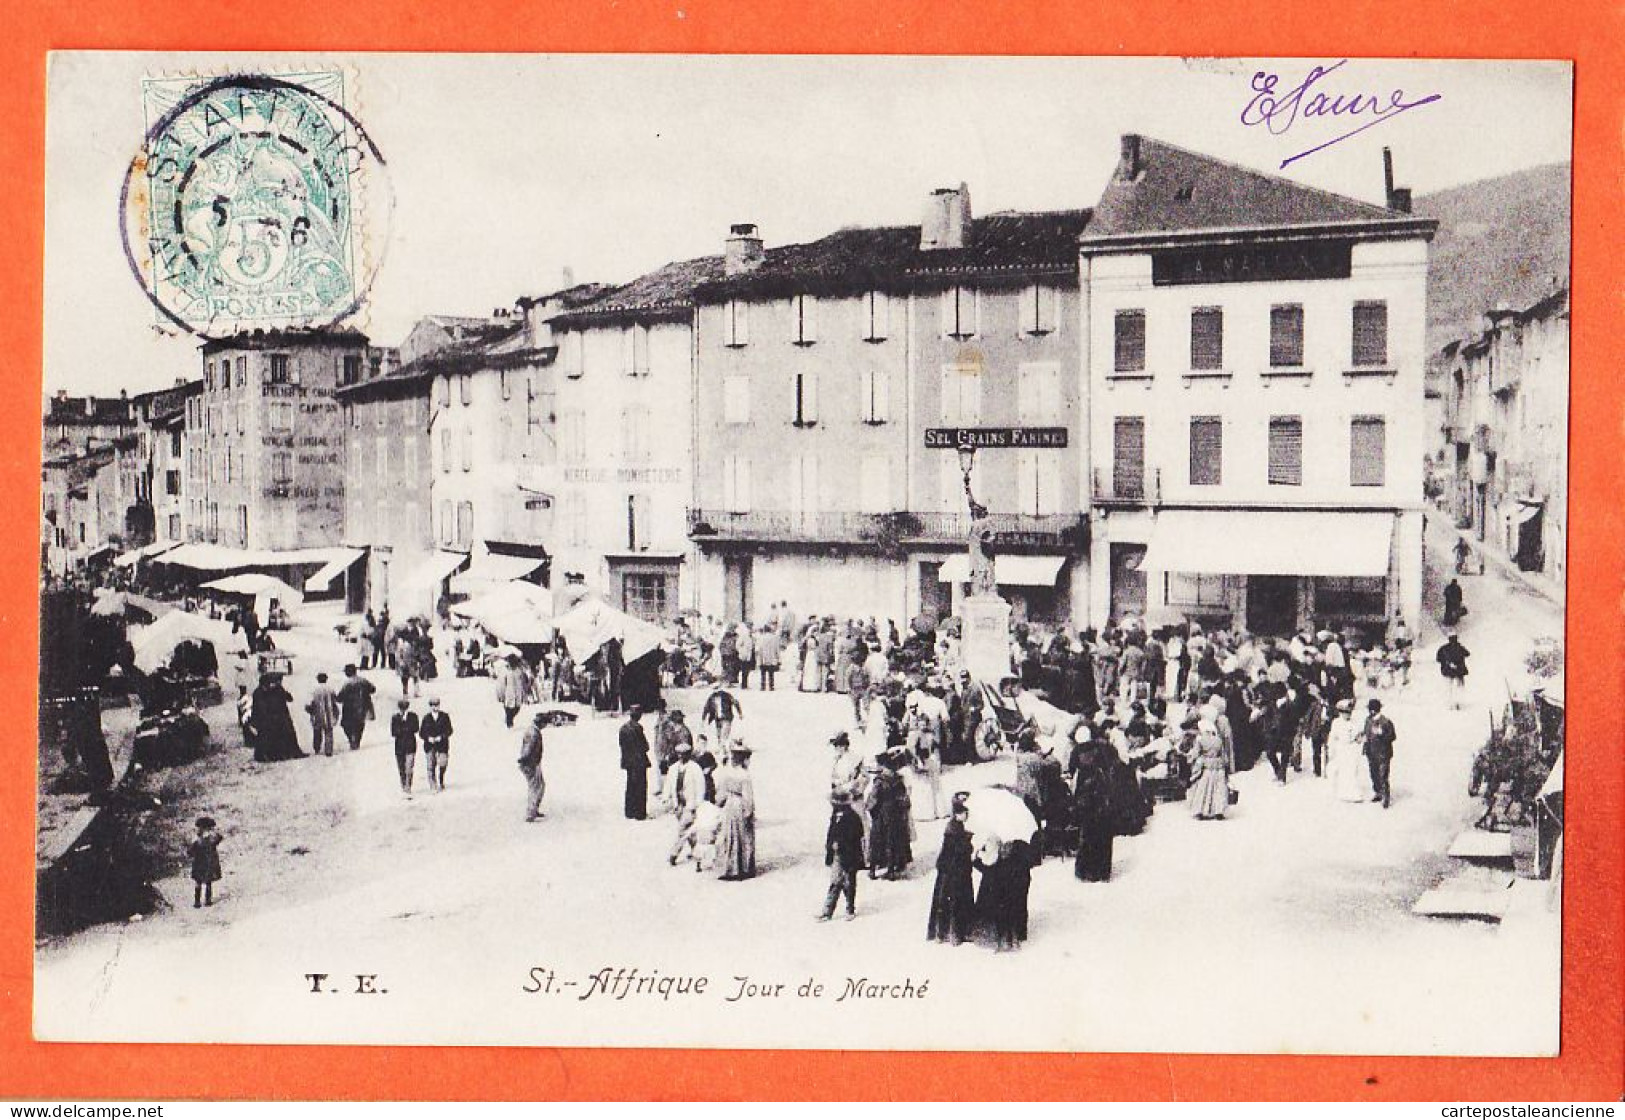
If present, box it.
[1189,416,1223,486]
[1352,301,1388,367]
[940,364,982,424]
[859,369,889,424]
[1112,417,1145,500]
[204,362,215,392]
[342,356,362,385]
[1017,363,1061,423]
[268,354,291,384]
[790,295,818,345]
[1270,304,1305,368]
[723,375,750,425]
[1350,416,1386,486]
[942,286,978,339]
[1190,307,1224,371]
[862,291,890,342]
[1114,310,1146,373]
[622,405,651,463]
[459,374,473,406]
[437,375,451,407]
[1021,284,1059,336]
[724,300,749,347]
[1268,415,1303,486]
[792,371,818,426]
[623,323,651,375]
[235,357,246,387]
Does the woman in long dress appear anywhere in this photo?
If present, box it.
[1187,721,1231,819]
[249,674,305,762]
[799,630,822,692]
[1327,700,1371,802]
[1070,736,1116,881]
[714,746,757,880]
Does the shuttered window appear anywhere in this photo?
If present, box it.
[942,286,978,339]
[1017,363,1061,423]
[940,364,982,424]
[622,324,651,375]
[1114,310,1146,372]
[1352,301,1388,367]
[1189,417,1222,486]
[1190,307,1224,370]
[1270,304,1305,367]
[723,376,750,424]
[790,295,818,344]
[863,291,890,342]
[722,455,752,512]
[1268,416,1303,485]
[1021,285,1058,335]
[859,369,889,423]
[793,371,818,426]
[1113,417,1145,499]
[1350,416,1386,486]
[724,300,750,347]
[859,455,891,513]
[789,455,820,516]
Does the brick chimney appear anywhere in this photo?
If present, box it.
[920,183,972,251]
[1117,134,1143,181]
[725,223,764,275]
[1382,147,1413,213]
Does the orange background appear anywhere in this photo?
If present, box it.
[2,0,1620,1101]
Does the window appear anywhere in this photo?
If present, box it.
[789,455,820,518]
[1016,450,1061,515]
[496,413,513,459]
[563,332,585,379]
[456,501,474,549]
[438,500,453,546]
[375,436,388,482]
[1114,310,1146,373]
[940,364,982,424]
[269,354,290,384]
[626,493,652,550]
[459,374,472,406]
[270,451,293,484]
[622,405,651,463]
[790,294,818,345]
[1316,575,1386,616]
[342,356,362,385]
[1350,416,1386,486]
[723,375,750,424]
[1021,285,1059,335]
[1189,416,1222,485]
[500,369,512,400]
[623,572,670,624]
[624,323,651,375]
[859,368,889,424]
[1017,363,1061,423]
[1113,417,1145,499]
[375,402,386,428]
[1190,307,1224,370]
[559,408,586,463]
[792,371,818,426]
[724,300,749,347]
[1270,304,1305,367]
[236,505,248,544]
[205,362,215,391]
[461,426,474,472]
[439,426,452,473]
[403,437,417,479]
[859,455,891,513]
[863,291,890,342]
[165,469,181,495]
[1167,572,1228,606]
[1268,416,1303,485]
[236,357,246,387]
[235,402,245,434]
[1352,301,1388,367]
[942,286,977,339]
[721,455,751,513]
[437,376,451,407]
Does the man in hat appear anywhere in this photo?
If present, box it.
[620,705,651,820]
[518,709,548,821]
[419,697,453,792]
[390,698,420,796]
[1437,632,1471,709]
[820,789,865,921]
[666,739,708,865]
[1362,698,1397,809]
[653,706,693,802]
[829,730,863,803]
[336,663,376,752]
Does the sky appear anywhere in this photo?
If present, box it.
[43,53,1572,396]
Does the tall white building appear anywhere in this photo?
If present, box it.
[1082,135,1437,638]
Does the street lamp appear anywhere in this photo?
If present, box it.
[958,438,994,596]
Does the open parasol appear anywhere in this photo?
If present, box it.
[961,787,1039,848]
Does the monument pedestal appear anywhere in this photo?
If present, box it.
[960,592,1012,685]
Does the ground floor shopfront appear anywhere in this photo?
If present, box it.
[1087,507,1423,641]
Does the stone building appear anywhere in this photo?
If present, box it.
[1082,135,1437,638]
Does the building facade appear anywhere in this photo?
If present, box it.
[688,190,1092,627]
[1082,135,1436,638]
[194,330,370,551]
[1436,287,1568,587]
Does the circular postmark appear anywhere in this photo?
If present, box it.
[120,72,391,339]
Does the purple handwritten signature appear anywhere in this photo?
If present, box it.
[1242,59,1441,168]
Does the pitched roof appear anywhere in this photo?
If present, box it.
[44,396,136,427]
[552,255,727,327]
[1084,135,1434,245]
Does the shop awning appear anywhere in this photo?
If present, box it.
[935,553,1066,586]
[113,539,180,567]
[1516,501,1544,524]
[448,552,546,595]
[302,547,366,593]
[158,542,355,573]
[994,554,1067,587]
[406,550,470,587]
[1140,510,1394,578]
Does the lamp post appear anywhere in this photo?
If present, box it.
[958,438,995,598]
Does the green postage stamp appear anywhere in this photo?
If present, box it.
[121,70,388,337]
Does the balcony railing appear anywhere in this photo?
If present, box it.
[1091,467,1163,506]
[688,509,1086,550]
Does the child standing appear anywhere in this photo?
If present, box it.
[188,816,222,908]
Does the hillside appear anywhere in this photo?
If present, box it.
[1415,162,1571,353]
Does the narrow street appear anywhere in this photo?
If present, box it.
[35,520,1562,1054]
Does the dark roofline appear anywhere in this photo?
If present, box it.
[1080,217,1437,253]
[200,328,370,356]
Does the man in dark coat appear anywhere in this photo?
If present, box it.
[336,664,376,752]
[1362,698,1398,808]
[619,705,651,820]
[1437,633,1471,709]
[418,697,453,792]
[390,699,419,796]
[926,798,975,943]
[518,710,547,821]
[819,791,865,921]
[249,673,304,762]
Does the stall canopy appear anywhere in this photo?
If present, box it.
[301,547,366,593]
[1139,510,1394,577]
[451,582,554,644]
[158,542,357,574]
[131,610,245,673]
[448,552,546,596]
[201,573,306,607]
[553,595,667,663]
[113,539,180,567]
[936,553,1066,587]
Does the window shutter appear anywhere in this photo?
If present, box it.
[621,328,635,375]
[1113,417,1145,499]
[862,368,890,423]
[941,289,957,338]
[801,370,818,424]
[461,427,473,472]
[1268,416,1303,485]
[1190,307,1224,370]
[1270,304,1305,367]
[1017,452,1039,515]
[1017,365,1037,422]
[1352,301,1388,367]
[1350,417,1386,486]
[1189,417,1222,485]
[795,295,818,343]
[866,292,889,341]
[1114,310,1146,372]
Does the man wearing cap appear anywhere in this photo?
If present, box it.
[620,705,652,820]
[1362,698,1397,809]
[518,710,547,821]
[390,698,419,796]
[419,697,453,792]
[666,739,707,865]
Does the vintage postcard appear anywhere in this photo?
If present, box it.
[35,52,1572,1056]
